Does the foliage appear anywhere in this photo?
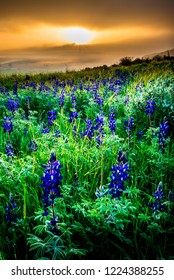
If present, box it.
[0,61,174,260]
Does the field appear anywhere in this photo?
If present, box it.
[0,61,174,260]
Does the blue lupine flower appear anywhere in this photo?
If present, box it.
[5,193,17,223]
[149,182,165,212]
[5,142,14,157]
[59,90,65,108]
[42,127,50,134]
[94,94,104,107]
[2,117,13,134]
[48,110,57,126]
[28,140,38,152]
[108,150,129,199]
[40,152,62,216]
[124,116,133,132]
[117,149,127,164]
[81,119,94,139]
[72,125,77,137]
[145,98,156,115]
[109,109,116,133]
[69,111,78,123]
[124,96,130,104]
[13,81,18,95]
[24,128,28,136]
[168,190,174,201]
[94,114,104,132]
[137,130,144,139]
[7,98,19,113]
[158,117,169,152]
[53,130,61,138]
[96,133,104,146]
[26,96,31,103]
[72,93,77,108]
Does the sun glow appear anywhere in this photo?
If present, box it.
[61,27,94,44]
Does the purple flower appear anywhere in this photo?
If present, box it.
[28,140,38,152]
[59,90,65,108]
[124,116,133,132]
[40,152,62,216]
[72,93,77,108]
[145,98,156,115]
[53,130,61,138]
[5,193,17,223]
[2,117,13,134]
[81,119,94,139]
[42,128,50,134]
[5,142,14,157]
[108,150,129,199]
[109,109,116,133]
[7,98,19,113]
[158,117,169,152]
[149,182,165,212]
[69,111,78,123]
[94,114,104,132]
[48,110,57,126]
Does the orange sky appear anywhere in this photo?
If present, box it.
[0,0,173,69]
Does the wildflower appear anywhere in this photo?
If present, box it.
[69,111,78,123]
[137,130,144,139]
[40,152,62,216]
[145,98,156,115]
[117,149,127,164]
[5,193,17,223]
[149,182,165,212]
[5,142,14,157]
[2,117,13,134]
[24,128,28,136]
[158,117,169,152]
[124,116,133,132]
[59,90,65,108]
[7,98,19,113]
[53,130,61,138]
[109,109,116,133]
[124,96,130,104]
[108,150,129,199]
[94,95,104,107]
[81,119,94,139]
[94,114,104,132]
[72,125,77,137]
[13,81,18,95]
[28,140,38,152]
[48,110,57,126]
[71,93,77,108]
[42,127,50,134]
[96,133,104,146]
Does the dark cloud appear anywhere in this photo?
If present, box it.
[1,0,174,30]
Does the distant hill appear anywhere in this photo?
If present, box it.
[143,48,174,59]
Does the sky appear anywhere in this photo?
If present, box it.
[0,0,174,70]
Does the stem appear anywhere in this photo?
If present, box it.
[148,114,152,128]
[52,204,55,218]
[23,184,27,220]
[100,134,104,187]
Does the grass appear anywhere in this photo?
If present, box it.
[0,61,174,260]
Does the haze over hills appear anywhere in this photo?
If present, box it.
[143,48,174,59]
[0,45,173,74]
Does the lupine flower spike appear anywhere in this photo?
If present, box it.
[40,152,62,234]
[149,182,165,212]
[108,150,129,199]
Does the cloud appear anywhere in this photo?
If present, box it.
[1,0,174,31]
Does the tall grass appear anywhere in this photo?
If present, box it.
[0,61,174,260]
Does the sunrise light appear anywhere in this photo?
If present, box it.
[61,27,94,44]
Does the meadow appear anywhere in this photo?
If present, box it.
[0,60,174,260]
